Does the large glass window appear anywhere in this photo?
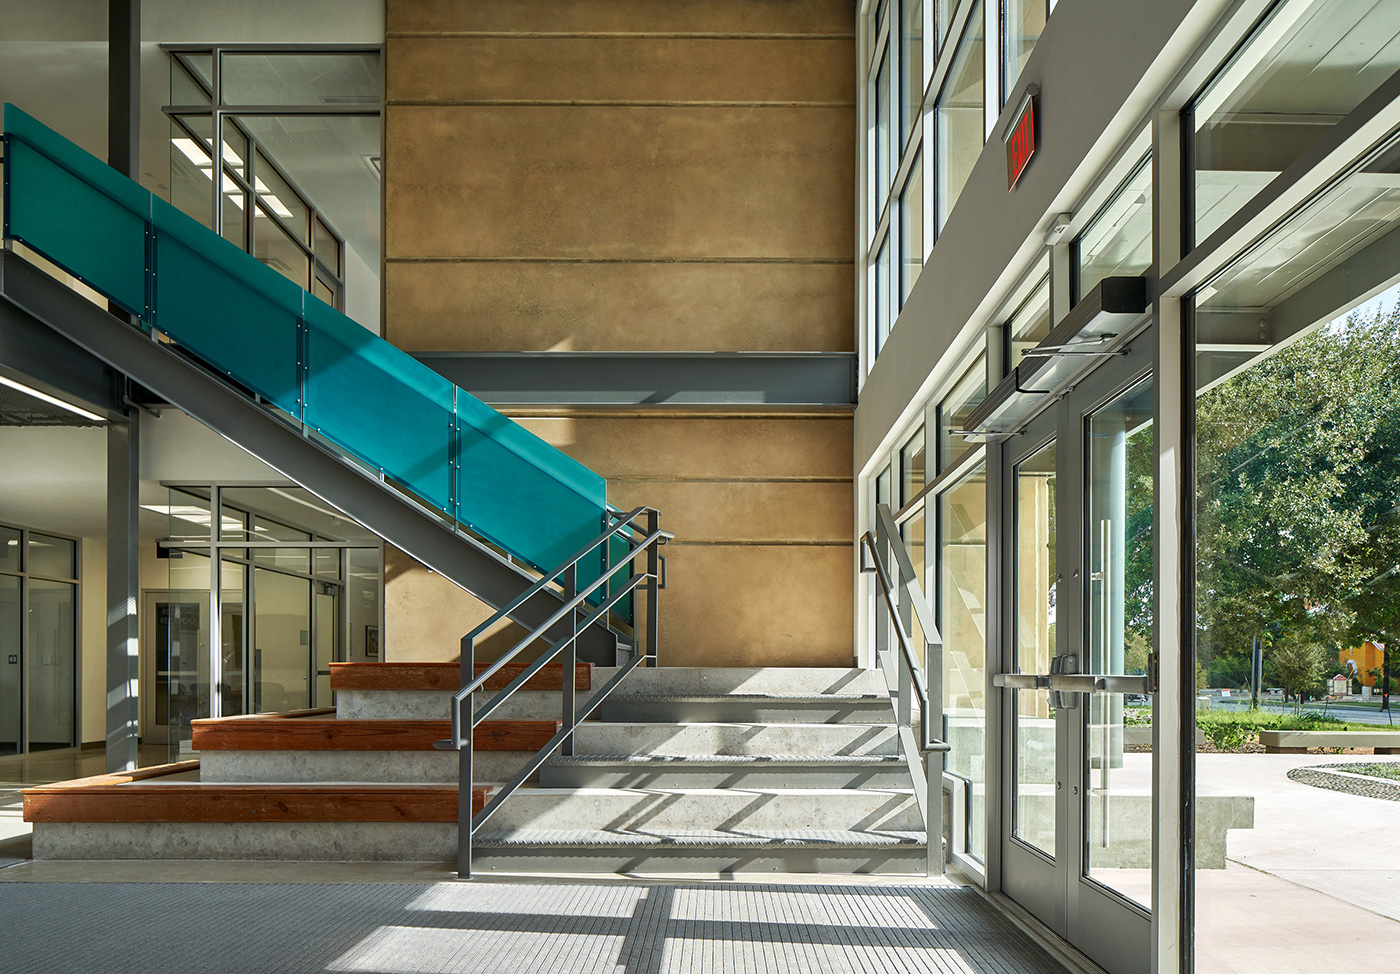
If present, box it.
[941,462,987,860]
[901,427,927,506]
[935,1,986,231]
[875,54,892,211]
[1193,125,1400,972]
[1004,0,1049,101]
[875,237,892,354]
[1006,273,1052,374]
[901,156,925,306]
[901,0,924,145]
[939,357,988,471]
[1191,0,1400,247]
[1075,153,1152,301]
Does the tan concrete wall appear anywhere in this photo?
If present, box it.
[382,411,855,668]
[382,0,856,668]
[384,0,854,353]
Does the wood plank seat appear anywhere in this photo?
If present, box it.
[191,716,562,752]
[23,762,489,823]
[330,661,592,692]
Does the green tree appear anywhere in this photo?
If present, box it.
[1195,309,1400,700]
[1269,641,1329,712]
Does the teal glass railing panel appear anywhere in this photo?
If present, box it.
[455,395,606,573]
[304,297,455,513]
[4,125,147,315]
[3,102,614,580]
[151,197,303,414]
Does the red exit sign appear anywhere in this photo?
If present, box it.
[1003,84,1039,191]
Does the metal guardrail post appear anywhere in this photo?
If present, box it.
[562,563,577,757]
[459,631,476,879]
[646,508,660,665]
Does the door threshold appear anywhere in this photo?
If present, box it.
[976,888,1116,974]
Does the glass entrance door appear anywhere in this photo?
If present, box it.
[998,343,1155,974]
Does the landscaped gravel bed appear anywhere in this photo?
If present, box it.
[1287,762,1400,801]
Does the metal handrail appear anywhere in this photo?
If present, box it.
[860,532,949,756]
[860,502,951,877]
[436,505,671,878]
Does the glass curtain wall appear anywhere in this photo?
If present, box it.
[1191,126,1400,972]
[865,1,1054,371]
[150,485,382,759]
[0,524,78,755]
[1188,4,1400,968]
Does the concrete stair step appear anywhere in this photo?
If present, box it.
[190,715,560,752]
[572,721,900,756]
[199,749,532,785]
[336,688,604,721]
[599,692,892,724]
[613,667,889,696]
[539,753,911,788]
[330,661,594,692]
[482,786,922,832]
[469,828,926,874]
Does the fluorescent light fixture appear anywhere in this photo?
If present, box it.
[172,138,211,167]
[0,375,105,423]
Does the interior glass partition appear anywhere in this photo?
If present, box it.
[0,523,78,756]
[0,574,19,755]
[165,46,382,319]
[148,485,382,756]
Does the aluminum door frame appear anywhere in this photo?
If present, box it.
[997,334,1156,974]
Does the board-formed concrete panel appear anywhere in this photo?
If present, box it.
[388,37,854,105]
[385,105,853,261]
[385,260,853,353]
[657,544,854,668]
[512,412,852,480]
[387,0,854,36]
[607,480,852,544]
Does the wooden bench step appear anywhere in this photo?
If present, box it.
[23,762,488,823]
[330,661,592,692]
[190,716,561,752]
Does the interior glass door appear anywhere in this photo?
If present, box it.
[999,345,1155,974]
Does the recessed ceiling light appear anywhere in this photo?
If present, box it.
[0,375,105,423]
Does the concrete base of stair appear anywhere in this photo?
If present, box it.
[483,787,922,832]
[337,688,607,721]
[198,750,532,784]
[32,821,458,861]
[469,829,927,874]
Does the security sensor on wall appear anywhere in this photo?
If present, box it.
[1043,213,1073,246]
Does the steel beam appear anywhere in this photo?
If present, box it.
[415,352,857,407]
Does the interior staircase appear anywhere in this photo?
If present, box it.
[26,662,927,873]
[5,105,934,876]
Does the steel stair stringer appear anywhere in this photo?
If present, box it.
[0,249,617,662]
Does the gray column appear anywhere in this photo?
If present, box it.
[108,0,140,179]
[106,416,140,772]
